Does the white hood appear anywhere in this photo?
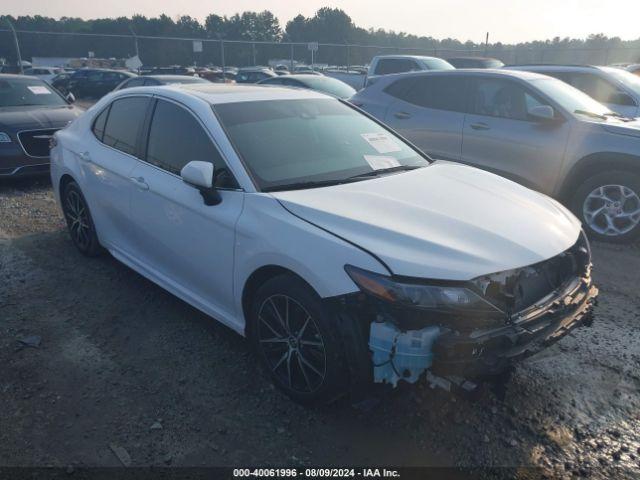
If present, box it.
[271,162,581,281]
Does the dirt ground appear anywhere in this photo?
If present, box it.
[1,177,639,479]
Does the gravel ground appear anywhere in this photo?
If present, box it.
[1,177,639,478]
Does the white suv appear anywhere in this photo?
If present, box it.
[507,65,640,118]
[50,84,597,403]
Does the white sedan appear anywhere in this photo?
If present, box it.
[23,66,64,84]
[50,84,597,403]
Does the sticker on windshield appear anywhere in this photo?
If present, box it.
[361,132,402,154]
[27,86,51,95]
[364,155,401,170]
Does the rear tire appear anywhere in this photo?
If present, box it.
[249,274,348,404]
[61,181,102,256]
[570,170,640,243]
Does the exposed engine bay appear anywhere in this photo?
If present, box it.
[340,232,598,392]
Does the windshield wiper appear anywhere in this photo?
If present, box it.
[262,165,424,192]
[574,109,607,120]
[604,111,632,121]
[262,177,363,192]
[348,165,423,179]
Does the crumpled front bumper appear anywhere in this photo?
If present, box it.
[431,276,598,378]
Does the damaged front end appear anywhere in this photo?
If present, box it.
[336,231,598,392]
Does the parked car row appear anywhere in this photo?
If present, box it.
[3,50,640,405]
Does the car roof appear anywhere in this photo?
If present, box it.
[372,54,442,61]
[373,68,550,82]
[507,64,603,72]
[447,56,500,61]
[122,83,330,105]
[144,75,204,82]
[0,73,46,81]
[271,74,336,82]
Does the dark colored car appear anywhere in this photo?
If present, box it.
[0,75,83,177]
[57,69,136,98]
[236,68,277,83]
[114,75,208,91]
[147,66,198,76]
[447,57,505,69]
[50,71,72,93]
[258,74,356,99]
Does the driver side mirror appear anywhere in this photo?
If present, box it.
[180,161,221,206]
[66,92,76,104]
[528,105,555,122]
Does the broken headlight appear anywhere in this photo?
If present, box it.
[345,265,503,314]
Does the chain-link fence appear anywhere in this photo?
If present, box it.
[2,28,640,72]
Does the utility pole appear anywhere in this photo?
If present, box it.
[129,25,140,73]
[484,32,489,57]
[6,19,23,74]
[129,26,140,58]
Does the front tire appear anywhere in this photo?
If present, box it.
[570,170,640,243]
[61,181,102,256]
[249,274,348,404]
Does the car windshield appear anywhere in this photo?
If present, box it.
[215,98,428,191]
[299,77,356,99]
[422,58,455,70]
[0,77,68,107]
[531,77,613,118]
[602,67,640,96]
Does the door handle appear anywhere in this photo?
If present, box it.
[470,122,490,131]
[129,176,149,191]
[79,151,92,163]
[394,111,412,119]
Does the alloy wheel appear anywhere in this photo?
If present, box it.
[583,184,640,236]
[64,189,91,250]
[257,294,327,394]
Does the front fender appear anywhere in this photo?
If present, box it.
[233,194,388,331]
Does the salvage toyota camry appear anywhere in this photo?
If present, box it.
[50,84,597,403]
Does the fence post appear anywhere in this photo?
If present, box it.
[346,44,350,70]
[6,20,23,73]
[290,43,294,72]
[220,39,225,79]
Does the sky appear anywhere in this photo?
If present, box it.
[3,0,640,44]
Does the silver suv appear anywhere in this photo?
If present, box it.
[351,69,640,242]
[506,65,640,118]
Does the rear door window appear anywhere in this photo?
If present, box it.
[391,76,467,112]
[101,97,150,156]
